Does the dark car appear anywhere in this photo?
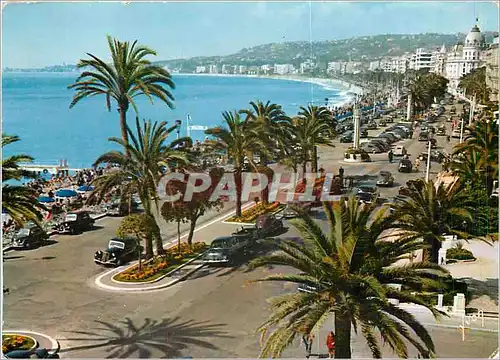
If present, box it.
[282,202,312,219]
[388,195,408,214]
[378,133,397,143]
[11,223,49,250]
[55,210,94,234]
[360,127,368,138]
[94,237,141,266]
[202,235,252,266]
[370,139,390,151]
[4,348,59,359]
[436,126,446,136]
[105,199,139,216]
[340,131,353,143]
[398,159,413,173]
[418,132,429,141]
[376,171,394,187]
[450,106,456,114]
[256,214,284,237]
[355,184,380,201]
[366,121,378,130]
[378,119,387,127]
[419,150,446,163]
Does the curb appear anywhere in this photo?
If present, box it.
[110,252,204,285]
[2,330,60,355]
[95,263,205,292]
[489,348,499,359]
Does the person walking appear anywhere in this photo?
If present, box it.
[446,134,451,143]
[415,158,421,172]
[326,331,336,358]
[338,166,344,180]
[302,333,314,358]
[388,149,394,163]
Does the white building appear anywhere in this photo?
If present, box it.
[274,64,294,75]
[369,60,381,71]
[195,66,207,74]
[409,48,433,71]
[445,23,486,92]
[300,59,315,74]
[261,64,272,75]
[327,61,343,74]
[221,64,231,74]
[238,65,248,74]
[431,45,447,76]
[208,64,218,74]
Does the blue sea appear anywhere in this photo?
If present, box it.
[2,72,349,169]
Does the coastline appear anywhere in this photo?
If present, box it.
[174,72,364,106]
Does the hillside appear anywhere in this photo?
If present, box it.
[155,32,498,71]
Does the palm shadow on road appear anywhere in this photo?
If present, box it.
[461,277,499,306]
[60,316,232,358]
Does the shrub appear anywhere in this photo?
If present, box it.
[344,148,371,162]
[447,244,475,261]
[228,202,281,223]
[2,335,36,353]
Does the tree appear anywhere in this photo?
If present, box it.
[297,105,335,173]
[161,167,224,247]
[459,67,489,104]
[388,179,475,263]
[68,35,175,150]
[205,111,264,217]
[90,118,190,258]
[2,134,46,226]
[249,197,448,358]
[116,214,153,271]
[406,71,448,115]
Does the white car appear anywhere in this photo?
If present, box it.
[451,129,461,138]
[394,145,406,156]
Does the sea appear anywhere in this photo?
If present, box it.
[2,72,350,170]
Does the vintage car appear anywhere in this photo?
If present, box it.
[340,131,353,143]
[388,195,408,214]
[398,159,413,173]
[418,150,446,163]
[378,119,387,127]
[355,184,380,201]
[105,199,139,216]
[436,126,447,136]
[202,235,252,266]
[376,171,394,187]
[256,214,284,237]
[418,131,429,141]
[282,201,312,219]
[393,145,407,157]
[11,223,49,250]
[450,106,456,114]
[55,210,94,234]
[94,237,141,266]
[366,121,378,130]
[4,348,60,358]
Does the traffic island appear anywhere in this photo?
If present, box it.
[343,148,372,163]
[112,242,207,283]
[2,330,60,356]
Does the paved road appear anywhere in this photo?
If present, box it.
[5,104,497,358]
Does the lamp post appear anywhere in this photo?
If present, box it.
[425,137,432,182]
[353,95,361,150]
[459,116,465,143]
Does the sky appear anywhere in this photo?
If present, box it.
[2,1,499,68]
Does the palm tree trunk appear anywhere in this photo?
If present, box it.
[151,218,165,256]
[187,215,197,246]
[235,168,243,218]
[144,227,154,259]
[119,104,129,146]
[312,146,318,173]
[177,220,181,252]
[334,313,352,359]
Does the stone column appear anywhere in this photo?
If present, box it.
[406,92,412,121]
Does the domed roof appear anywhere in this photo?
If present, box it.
[465,24,484,47]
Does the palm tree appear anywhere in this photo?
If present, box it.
[459,67,490,104]
[240,100,290,203]
[389,180,474,263]
[205,111,264,217]
[90,118,190,257]
[297,105,335,173]
[249,197,448,358]
[68,35,175,149]
[2,134,46,225]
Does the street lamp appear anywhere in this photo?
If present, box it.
[425,134,434,182]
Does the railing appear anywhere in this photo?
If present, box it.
[457,310,485,341]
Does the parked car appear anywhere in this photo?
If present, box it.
[398,159,413,173]
[55,210,94,235]
[360,127,368,138]
[378,133,398,143]
[256,214,285,237]
[385,131,402,141]
[436,126,446,136]
[370,139,390,151]
[419,150,446,163]
[202,235,252,266]
[378,119,387,127]
[393,145,407,156]
[282,202,312,219]
[340,131,353,143]
[361,143,384,154]
[450,106,456,114]
[366,121,378,130]
[11,223,49,250]
[376,171,394,187]
[452,129,461,138]
[418,132,429,141]
[356,184,380,199]
[94,237,142,266]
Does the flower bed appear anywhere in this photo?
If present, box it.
[2,334,37,354]
[113,242,207,283]
[226,201,283,223]
[446,247,475,261]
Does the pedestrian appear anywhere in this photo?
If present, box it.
[302,333,314,358]
[326,331,336,358]
[388,150,394,163]
[415,158,421,172]
[338,166,344,179]
[446,134,451,143]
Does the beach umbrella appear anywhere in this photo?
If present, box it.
[55,189,78,198]
[38,196,55,203]
[77,185,94,193]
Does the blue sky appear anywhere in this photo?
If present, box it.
[2,1,499,68]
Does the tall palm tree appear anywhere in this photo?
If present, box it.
[68,35,175,149]
[389,180,475,263]
[459,67,490,104]
[90,118,190,257]
[205,111,264,217]
[297,105,335,173]
[2,134,46,225]
[249,197,448,358]
[240,100,290,202]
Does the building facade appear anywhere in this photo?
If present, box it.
[431,45,447,76]
[409,48,433,71]
[445,23,486,92]
[274,64,294,75]
[483,36,499,102]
